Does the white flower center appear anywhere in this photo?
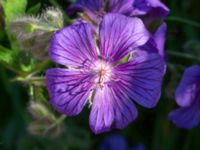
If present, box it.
[92,60,112,88]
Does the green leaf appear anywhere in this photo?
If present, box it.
[2,0,27,24]
[2,0,27,50]
[0,45,13,64]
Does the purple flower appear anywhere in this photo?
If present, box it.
[131,144,146,150]
[100,134,128,150]
[139,23,167,58]
[100,134,145,150]
[46,14,165,134]
[168,66,200,129]
[133,0,169,26]
[136,23,167,73]
[68,0,169,25]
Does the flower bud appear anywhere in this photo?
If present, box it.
[10,17,40,39]
[27,120,47,136]
[27,120,63,137]
[20,31,53,59]
[28,101,55,121]
[41,7,63,28]
[27,101,64,137]
[9,7,63,60]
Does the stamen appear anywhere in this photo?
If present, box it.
[92,60,113,88]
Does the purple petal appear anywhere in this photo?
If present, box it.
[141,1,169,26]
[68,0,103,13]
[133,0,169,18]
[100,13,149,63]
[138,38,158,54]
[146,0,169,18]
[175,66,200,107]
[168,106,200,129]
[45,68,94,116]
[168,66,200,129]
[114,51,165,108]
[153,23,167,57]
[100,134,128,150]
[49,23,98,67]
[72,18,87,25]
[132,0,151,15]
[108,0,135,15]
[68,0,104,23]
[89,85,138,134]
[139,23,167,57]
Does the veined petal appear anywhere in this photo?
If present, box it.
[114,51,165,108]
[108,0,135,15]
[45,68,94,116]
[89,85,138,134]
[68,0,103,12]
[168,106,200,129]
[68,0,104,23]
[139,23,167,57]
[146,0,169,18]
[100,13,149,63]
[175,66,200,107]
[132,0,151,15]
[49,23,98,68]
[138,39,158,54]
[133,0,169,18]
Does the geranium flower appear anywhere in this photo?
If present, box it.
[46,14,165,134]
[168,66,200,129]
[68,0,169,26]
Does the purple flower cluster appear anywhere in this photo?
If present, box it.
[45,0,169,134]
[168,66,200,129]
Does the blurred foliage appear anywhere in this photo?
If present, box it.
[0,0,200,150]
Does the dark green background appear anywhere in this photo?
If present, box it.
[0,0,200,150]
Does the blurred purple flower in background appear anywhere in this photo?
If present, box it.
[100,134,145,150]
[100,134,128,150]
[45,13,165,134]
[131,144,146,150]
[168,66,200,129]
[68,0,169,26]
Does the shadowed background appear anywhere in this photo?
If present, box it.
[0,0,200,150]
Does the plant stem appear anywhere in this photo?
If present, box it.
[29,58,50,74]
[0,61,25,75]
[44,115,66,134]
[167,16,200,28]
[35,25,58,32]
[13,76,45,84]
[167,50,200,62]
